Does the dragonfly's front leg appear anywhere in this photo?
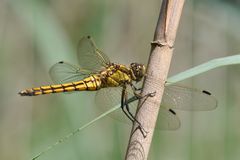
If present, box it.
[130,83,156,99]
[130,84,142,99]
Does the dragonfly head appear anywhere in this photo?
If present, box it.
[130,63,146,82]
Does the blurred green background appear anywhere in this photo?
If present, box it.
[1,0,240,159]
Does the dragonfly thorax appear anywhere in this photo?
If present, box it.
[130,63,146,82]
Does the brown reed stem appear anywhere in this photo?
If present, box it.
[125,0,185,159]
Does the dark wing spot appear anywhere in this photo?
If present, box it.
[87,35,91,39]
[169,109,176,115]
[59,61,64,64]
[202,90,211,95]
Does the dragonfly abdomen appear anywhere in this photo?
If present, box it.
[19,75,102,96]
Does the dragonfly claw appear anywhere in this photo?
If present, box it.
[148,91,156,97]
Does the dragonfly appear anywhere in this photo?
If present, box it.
[19,36,218,131]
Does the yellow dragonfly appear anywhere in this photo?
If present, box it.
[19,36,217,130]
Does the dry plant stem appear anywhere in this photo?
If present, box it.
[125,0,185,160]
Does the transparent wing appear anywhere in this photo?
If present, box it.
[157,106,180,130]
[162,85,218,111]
[49,61,91,84]
[77,36,111,72]
[95,86,180,130]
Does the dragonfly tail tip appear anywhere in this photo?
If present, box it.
[18,90,34,96]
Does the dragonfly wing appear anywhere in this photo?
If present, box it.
[49,61,91,84]
[95,86,137,123]
[77,36,111,72]
[95,86,181,130]
[162,85,218,111]
[156,106,181,130]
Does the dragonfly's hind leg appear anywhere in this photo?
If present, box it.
[124,92,149,137]
[121,86,135,123]
[121,85,156,137]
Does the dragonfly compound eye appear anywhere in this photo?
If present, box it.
[130,63,146,82]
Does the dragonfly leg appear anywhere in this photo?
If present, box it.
[131,84,142,91]
[124,92,149,136]
[121,86,135,123]
[130,84,143,99]
[131,83,156,99]
[121,85,150,136]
